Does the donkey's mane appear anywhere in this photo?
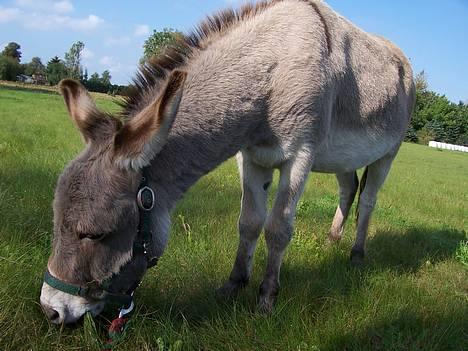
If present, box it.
[121,0,287,116]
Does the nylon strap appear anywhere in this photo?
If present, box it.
[135,167,158,268]
[44,269,90,297]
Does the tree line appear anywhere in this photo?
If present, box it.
[1,31,467,146]
[0,41,126,95]
[406,71,467,146]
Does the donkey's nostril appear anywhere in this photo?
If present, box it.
[50,309,59,321]
[43,305,60,322]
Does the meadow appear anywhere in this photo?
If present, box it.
[0,84,466,350]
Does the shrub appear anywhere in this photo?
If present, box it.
[0,55,23,81]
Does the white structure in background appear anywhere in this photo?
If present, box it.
[428,141,468,153]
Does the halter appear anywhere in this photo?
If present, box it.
[43,167,158,308]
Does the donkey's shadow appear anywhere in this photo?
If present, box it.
[135,225,465,324]
[364,226,463,273]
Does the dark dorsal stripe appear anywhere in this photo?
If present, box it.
[309,1,332,55]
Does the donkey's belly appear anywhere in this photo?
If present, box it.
[311,129,399,174]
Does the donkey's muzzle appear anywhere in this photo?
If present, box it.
[42,304,60,323]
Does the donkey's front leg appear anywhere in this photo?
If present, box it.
[258,147,313,313]
[218,152,273,296]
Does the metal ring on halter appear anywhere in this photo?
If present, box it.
[136,186,155,211]
[118,291,135,318]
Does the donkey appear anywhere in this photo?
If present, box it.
[40,0,414,324]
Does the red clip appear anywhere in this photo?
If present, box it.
[102,317,129,350]
[109,317,128,334]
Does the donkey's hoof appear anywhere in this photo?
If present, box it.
[350,248,365,267]
[257,295,275,314]
[257,282,278,314]
[216,280,245,298]
[326,233,342,245]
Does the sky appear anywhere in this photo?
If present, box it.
[0,0,467,102]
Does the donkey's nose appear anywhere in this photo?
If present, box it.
[42,304,61,323]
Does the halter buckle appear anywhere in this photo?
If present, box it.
[137,186,155,211]
[118,294,135,318]
[147,256,159,268]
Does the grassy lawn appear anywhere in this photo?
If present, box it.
[0,85,467,350]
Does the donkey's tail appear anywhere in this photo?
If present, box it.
[355,166,369,223]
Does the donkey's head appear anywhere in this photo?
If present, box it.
[40,71,186,324]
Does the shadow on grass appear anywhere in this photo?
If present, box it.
[366,226,465,273]
[325,308,467,351]
[141,225,465,324]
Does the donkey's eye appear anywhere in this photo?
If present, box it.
[78,233,106,241]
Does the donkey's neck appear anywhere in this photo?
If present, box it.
[148,124,234,209]
[148,100,257,210]
[147,40,271,209]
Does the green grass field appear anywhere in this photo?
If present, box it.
[0,85,467,350]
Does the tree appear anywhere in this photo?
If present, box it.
[81,68,88,83]
[46,56,68,85]
[405,70,468,146]
[85,72,103,92]
[24,57,45,76]
[83,71,113,93]
[1,42,22,62]
[101,70,111,86]
[89,72,100,82]
[49,56,61,65]
[414,70,428,92]
[0,55,22,81]
[142,28,182,62]
[64,41,85,80]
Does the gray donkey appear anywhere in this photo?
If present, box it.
[40,0,414,324]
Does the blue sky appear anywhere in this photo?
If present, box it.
[1,0,467,102]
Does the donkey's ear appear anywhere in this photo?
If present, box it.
[113,70,187,170]
[59,79,103,143]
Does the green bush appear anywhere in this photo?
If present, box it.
[416,126,436,146]
[0,55,23,81]
[410,89,468,146]
[404,126,418,143]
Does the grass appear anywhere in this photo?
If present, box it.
[0,85,467,350]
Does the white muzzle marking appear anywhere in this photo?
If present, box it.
[40,282,105,324]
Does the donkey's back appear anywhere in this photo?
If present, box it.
[223,0,415,172]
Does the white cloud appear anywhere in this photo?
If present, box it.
[66,14,103,31]
[8,11,103,31]
[4,1,102,32]
[81,47,94,59]
[99,56,124,74]
[105,36,131,47]
[134,24,149,37]
[15,0,37,8]
[53,1,74,14]
[0,7,21,23]
[99,56,113,66]
[15,0,74,13]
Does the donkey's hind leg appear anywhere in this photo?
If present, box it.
[218,152,273,296]
[258,147,313,313]
[328,171,359,243]
[351,153,397,266]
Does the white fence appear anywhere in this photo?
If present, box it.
[428,141,468,153]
